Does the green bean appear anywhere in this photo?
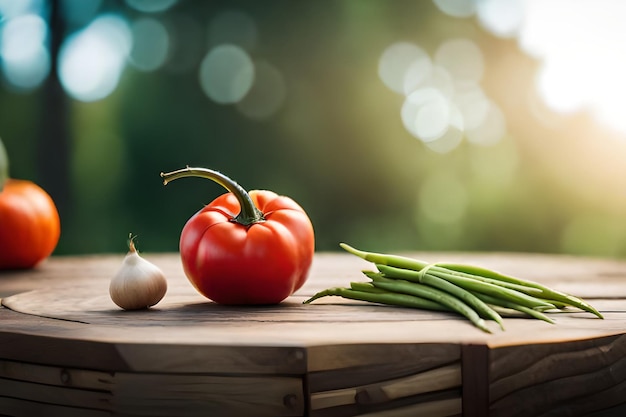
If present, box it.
[341,242,602,318]
[303,287,451,312]
[435,262,603,319]
[372,266,504,329]
[377,264,554,311]
[538,298,569,309]
[340,243,430,270]
[365,273,492,333]
[472,293,555,325]
[334,243,604,331]
[349,281,389,294]
[441,272,547,296]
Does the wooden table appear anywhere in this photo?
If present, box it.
[1,251,625,417]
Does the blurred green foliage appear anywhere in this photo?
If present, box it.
[2,0,626,257]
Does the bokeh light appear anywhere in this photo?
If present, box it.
[0,13,50,91]
[425,107,464,153]
[465,101,506,146]
[476,0,524,38]
[58,14,131,102]
[453,85,490,130]
[236,60,286,120]
[125,0,177,14]
[432,0,476,18]
[129,17,170,72]
[60,0,103,27]
[199,44,255,105]
[0,0,44,19]
[402,88,450,142]
[434,38,484,90]
[382,36,506,152]
[379,42,430,95]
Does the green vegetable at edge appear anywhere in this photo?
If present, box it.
[0,138,8,192]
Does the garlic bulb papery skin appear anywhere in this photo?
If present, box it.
[109,240,167,310]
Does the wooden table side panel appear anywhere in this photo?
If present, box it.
[489,348,626,417]
[111,374,304,417]
[489,333,626,382]
[114,343,307,374]
[489,333,626,402]
[306,343,460,375]
[0,397,111,417]
[0,377,111,411]
[0,329,132,372]
[309,390,461,417]
[0,358,114,390]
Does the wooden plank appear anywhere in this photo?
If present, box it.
[110,373,303,417]
[489,362,626,417]
[307,343,460,390]
[0,397,111,417]
[309,389,461,417]
[356,397,462,417]
[0,378,111,410]
[0,359,303,417]
[0,358,114,390]
[310,363,460,410]
[489,333,626,402]
[0,328,132,373]
[113,344,307,374]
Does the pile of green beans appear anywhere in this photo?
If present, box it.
[303,243,603,333]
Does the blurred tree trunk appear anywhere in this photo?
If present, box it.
[39,0,72,219]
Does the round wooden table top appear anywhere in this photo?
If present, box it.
[1,251,625,417]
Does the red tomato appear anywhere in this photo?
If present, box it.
[162,167,315,305]
[0,179,61,269]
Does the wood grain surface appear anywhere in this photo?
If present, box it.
[1,251,626,416]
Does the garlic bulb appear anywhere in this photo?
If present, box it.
[109,237,167,310]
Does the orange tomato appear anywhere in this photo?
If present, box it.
[0,179,61,269]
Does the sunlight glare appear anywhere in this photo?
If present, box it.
[476,0,525,38]
[515,0,626,135]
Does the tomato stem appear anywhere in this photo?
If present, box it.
[160,166,265,226]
